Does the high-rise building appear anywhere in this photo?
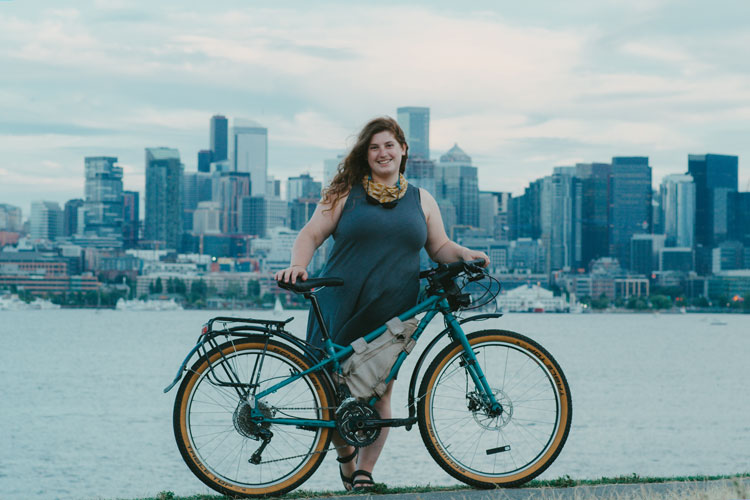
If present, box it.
[660,174,695,248]
[688,154,738,248]
[729,192,750,246]
[287,174,321,201]
[0,204,23,232]
[438,144,479,227]
[609,157,652,269]
[30,201,64,240]
[288,198,317,231]
[546,168,582,271]
[63,199,84,237]
[576,163,611,269]
[323,155,344,189]
[231,119,267,197]
[183,172,213,231]
[122,191,139,248]
[240,196,288,237]
[145,147,183,249]
[405,157,437,197]
[213,172,251,234]
[84,156,124,242]
[210,115,228,162]
[197,149,213,173]
[630,234,665,276]
[396,107,430,159]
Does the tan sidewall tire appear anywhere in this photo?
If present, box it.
[418,330,572,488]
[173,338,333,497]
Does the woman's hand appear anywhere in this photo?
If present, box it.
[459,248,490,268]
[274,265,308,284]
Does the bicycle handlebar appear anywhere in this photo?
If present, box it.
[418,258,486,280]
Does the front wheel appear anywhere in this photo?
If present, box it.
[173,337,334,497]
[417,330,572,488]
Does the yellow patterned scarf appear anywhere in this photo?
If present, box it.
[362,173,408,203]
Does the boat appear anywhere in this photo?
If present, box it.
[273,296,284,316]
[115,298,183,311]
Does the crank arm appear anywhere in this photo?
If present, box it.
[360,417,417,429]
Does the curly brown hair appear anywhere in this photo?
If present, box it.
[321,116,409,211]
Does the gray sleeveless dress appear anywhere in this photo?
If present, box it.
[306,183,428,350]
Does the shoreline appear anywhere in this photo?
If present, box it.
[136,474,750,500]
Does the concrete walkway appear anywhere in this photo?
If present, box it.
[310,478,750,500]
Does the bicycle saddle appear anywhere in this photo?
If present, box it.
[277,277,344,293]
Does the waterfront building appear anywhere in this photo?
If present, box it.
[712,240,745,273]
[659,247,694,272]
[231,119,267,197]
[144,147,183,250]
[396,106,430,159]
[660,174,695,248]
[83,156,124,243]
[707,270,750,299]
[630,234,666,276]
[496,283,569,312]
[210,115,228,162]
[30,201,64,241]
[688,154,738,248]
[609,157,652,269]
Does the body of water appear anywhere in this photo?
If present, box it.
[1,309,748,499]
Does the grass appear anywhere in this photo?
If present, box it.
[130,473,750,500]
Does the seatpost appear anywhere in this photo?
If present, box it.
[306,292,332,342]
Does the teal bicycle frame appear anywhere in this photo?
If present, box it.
[249,294,503,429]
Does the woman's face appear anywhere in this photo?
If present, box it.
[367,130,406,184]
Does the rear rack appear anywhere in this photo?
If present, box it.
[207,316,294,332]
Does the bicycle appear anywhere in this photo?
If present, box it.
[165,259,572,497]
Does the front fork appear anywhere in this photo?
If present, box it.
[441,302,504,416]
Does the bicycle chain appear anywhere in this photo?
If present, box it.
[255,443,349,464]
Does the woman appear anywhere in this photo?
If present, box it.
[275,116,489,491]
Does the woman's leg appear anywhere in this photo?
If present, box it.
[353,380,394,484]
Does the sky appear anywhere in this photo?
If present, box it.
[1,0,749,216]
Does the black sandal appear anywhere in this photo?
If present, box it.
[352,470,376,492]
[337,448,358,491]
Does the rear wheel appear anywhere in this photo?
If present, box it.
[418,330,571,488]
[173,337,334,497]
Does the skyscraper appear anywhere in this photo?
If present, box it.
[63,199,84,237]
[122,191,139,248]
[83,156,124,242]
[145,147,182,249]
[30,201,64,240]
[287,174,322,202]
[197,149,213,173]
[546,168,582,271]
[575,162,611,269]
[182,172,213,231]
[210,115,228,162]
[397,106,430,159]
[687,154,738,248]
[438,144,479,227]
[609,157,652,269]
[213,172,250,234]
[232,119,268,197]
[660,174,695,248]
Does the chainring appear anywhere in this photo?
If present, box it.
[335,400,380,447]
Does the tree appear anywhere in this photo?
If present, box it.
[174,278,187,296]
[591,294,610,310]
[154,277,163,294]
[650,294,672,310]
[247,280,260,298]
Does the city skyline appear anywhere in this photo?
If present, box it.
[2,1,750,215]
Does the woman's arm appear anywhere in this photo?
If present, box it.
[420,188,490,266]
[274,194,348,283]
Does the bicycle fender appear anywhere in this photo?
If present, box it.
[406,313,503,427]
[163,329,336,395]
